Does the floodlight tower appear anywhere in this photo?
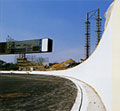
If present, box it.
[85,8,102,59]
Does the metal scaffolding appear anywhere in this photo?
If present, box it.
[85,13,90,59]
[85,8,102,59]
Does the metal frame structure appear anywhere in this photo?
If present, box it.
[85,8,102,59]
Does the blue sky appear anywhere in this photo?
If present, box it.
[0,0,113,63]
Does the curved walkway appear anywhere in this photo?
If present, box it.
[62,76,106,111]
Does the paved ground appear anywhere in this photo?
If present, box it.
[79,81,106,111]
[0,74,77,111]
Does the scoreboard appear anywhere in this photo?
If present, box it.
[0,38,53,55]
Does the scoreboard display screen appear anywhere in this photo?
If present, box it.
[0,38,53,55]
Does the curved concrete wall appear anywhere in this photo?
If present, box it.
[29,1,119,110]
[1,1,120,111]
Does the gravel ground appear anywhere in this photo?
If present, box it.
[0,73,77,111]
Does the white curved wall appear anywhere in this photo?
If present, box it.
[112,0,120,111]
[29,1,120,111]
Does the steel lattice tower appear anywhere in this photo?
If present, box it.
[96,8,102,46]
[85,13,90,59]
[85,8,102,59]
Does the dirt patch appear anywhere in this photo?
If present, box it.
[0,93,31,98]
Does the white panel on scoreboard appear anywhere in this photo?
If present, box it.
[41,38,48,52]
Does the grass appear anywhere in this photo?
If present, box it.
[0,74,77,111]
